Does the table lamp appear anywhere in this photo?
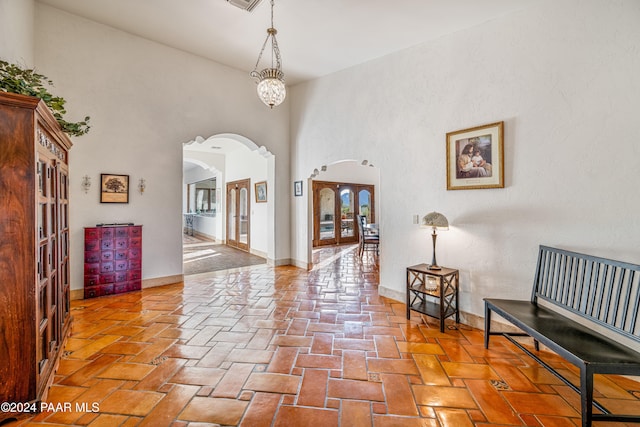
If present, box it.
[422,211,449,270]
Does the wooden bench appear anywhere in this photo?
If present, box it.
[484,245,640,427]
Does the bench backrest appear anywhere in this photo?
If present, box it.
[532,245,640,343]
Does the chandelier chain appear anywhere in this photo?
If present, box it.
[252,0,281,73]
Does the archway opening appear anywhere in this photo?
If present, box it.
[182,133,275,274]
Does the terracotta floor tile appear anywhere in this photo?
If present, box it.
[373,415,439,426]
[396,342,446,355]
[96,362,155,381]
[343,350,368,381]
[129,338,176,364]
[86,414,130,426]
[490,360,541,393]
[211,362,254,398]
[137,384,199,427]
[441,362,500,380]
[340,400,372,427]
[465,379,522,425]
[73,379,125,404]
[334,338,375,352]
[67,335,122,359]
[296,354,342,370]
[296,369,328,407]
[267,347,299,374]
[380,373,419,416]
[273,405,338,426]
[435,408,475,427]
[58,354,122,386]
[412,385,478,409]
[367,358,420,376]
[239,392,282,427]
[197,341,236,367]
[244,373,301,394]
[374,336,400,359]
[99,390,164,416]
[169,366,225,386]
[327,379,384,401]
[271,335,313,348]
[502,391,580,417]
[310,333,334,355]
[178,397,248,425]
[413,354,451,386]
[99,341,149,355]
[11,245,640,427]
[225,348,274,364]
[134,358,186,391]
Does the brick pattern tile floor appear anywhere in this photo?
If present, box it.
[7,247,640,426]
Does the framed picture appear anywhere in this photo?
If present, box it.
[255,181,267,203]
[294,180,303,197]
[446,121,504,190]
[100,174,129,203]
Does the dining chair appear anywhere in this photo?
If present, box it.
[357,215,379,256]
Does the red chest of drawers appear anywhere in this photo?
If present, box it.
[84,225,142,298]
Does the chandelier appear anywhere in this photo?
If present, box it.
[250,0,286,108]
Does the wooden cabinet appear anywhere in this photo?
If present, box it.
[0,92,72,422]
[84,224,142,298]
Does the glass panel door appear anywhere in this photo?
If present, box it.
[239,187,248,246]
[313,181,366,246]
[318,187,336,244]
[226,179,250,252]
[358,187,374,224]
[339,186,357,243]
[227,186,236,242]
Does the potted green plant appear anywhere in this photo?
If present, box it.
[0,59,90,137]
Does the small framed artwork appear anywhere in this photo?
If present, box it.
[446,121,504,190]
[294,180,303,197]
[255,181,267,203]
[100,173,129,203]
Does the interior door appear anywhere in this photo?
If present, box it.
[313,182,337,246]
[313,181,363,246]
[226,179,250,252]
[338,185,358,244]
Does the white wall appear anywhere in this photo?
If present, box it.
[0,0,34,66]
[290,0,640,322]
[34,4,291,291]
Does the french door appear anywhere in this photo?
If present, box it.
[226,179,250,251]
[312,181,375,247]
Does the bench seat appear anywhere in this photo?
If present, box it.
[485,298,640,369]
[484,245,640,427]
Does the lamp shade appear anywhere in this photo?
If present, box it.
[422,212,449,230]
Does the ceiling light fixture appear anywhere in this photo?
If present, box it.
[250,0,285,108]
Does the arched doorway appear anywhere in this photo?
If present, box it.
[182,133,276,273]
[306,160,380,268]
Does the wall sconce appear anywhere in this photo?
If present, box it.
[81,175,91,194]
[138,178,146,195]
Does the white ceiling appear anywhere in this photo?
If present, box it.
[37,0,535,85]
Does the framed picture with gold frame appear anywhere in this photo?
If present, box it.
[100,173,129,203]
[446,121,504,190]
[255,181,267,203]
